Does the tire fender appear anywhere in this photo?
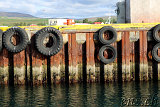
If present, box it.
[152,43,160,62]
[99,45,117,64]
[35,27,63,56]
[153,24,160,42]
[98,26,117,45]
[3,27,29,53]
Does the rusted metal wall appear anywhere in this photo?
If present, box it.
[0,29,158,85]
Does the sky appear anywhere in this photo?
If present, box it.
[0,0,118,18]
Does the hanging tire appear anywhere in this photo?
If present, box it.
[3,27,29,53]
[152,43,160,62]
[0,29,3,52]
[98,26,117,44]
[99,45,117,64]
[35,27,63,56]
[153,24,160,42]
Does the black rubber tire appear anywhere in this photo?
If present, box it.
[99,45,117,64]
[35,27,63,56]
[98,26,117,44]
[0,29,3,52]
[3,27,29,53]
[153,24,160,42]
[152,43,160,62]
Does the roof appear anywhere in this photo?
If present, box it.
[94,22,102,24]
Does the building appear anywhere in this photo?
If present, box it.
[116,0,125,23]
[117,0,160,23]
[94,22,102,24]
[48,19,75,25]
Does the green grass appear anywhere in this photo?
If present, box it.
[0,17,48,26]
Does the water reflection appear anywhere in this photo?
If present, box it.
[0,82,159,107]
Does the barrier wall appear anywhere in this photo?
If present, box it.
[0,24,159,85]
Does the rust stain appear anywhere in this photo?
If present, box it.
[121,32,126,81]
[89,33,95,66]
[121,31,131,81]
[113,42,118,81]
[86,33,90,82]
[139,31,143,81]
[68,33,72,67]
[86,33,95,82]
[14,51,25,68]
[158,47,160,80]
[13,51,25,85]
[0,49,9,84]
[77,43,83,82]
[130,41,135,81]
[31,34,43,85]
[71,33,77,67]
[26,45,31,84]
[89,33,95,82]
[68,33,78,83]
[125,31,130,81]
[51,51,60,83]
[143,31,148,81]
[71,33,78,83]
[60,45,65,82]
[139,31,148,81]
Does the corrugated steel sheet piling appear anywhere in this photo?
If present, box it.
[0,24,159,85]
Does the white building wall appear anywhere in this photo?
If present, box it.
[48,19,68,25]
[126,0,160,23]
[57,19,67,25]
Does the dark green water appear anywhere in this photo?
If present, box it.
[0,82,159,107]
